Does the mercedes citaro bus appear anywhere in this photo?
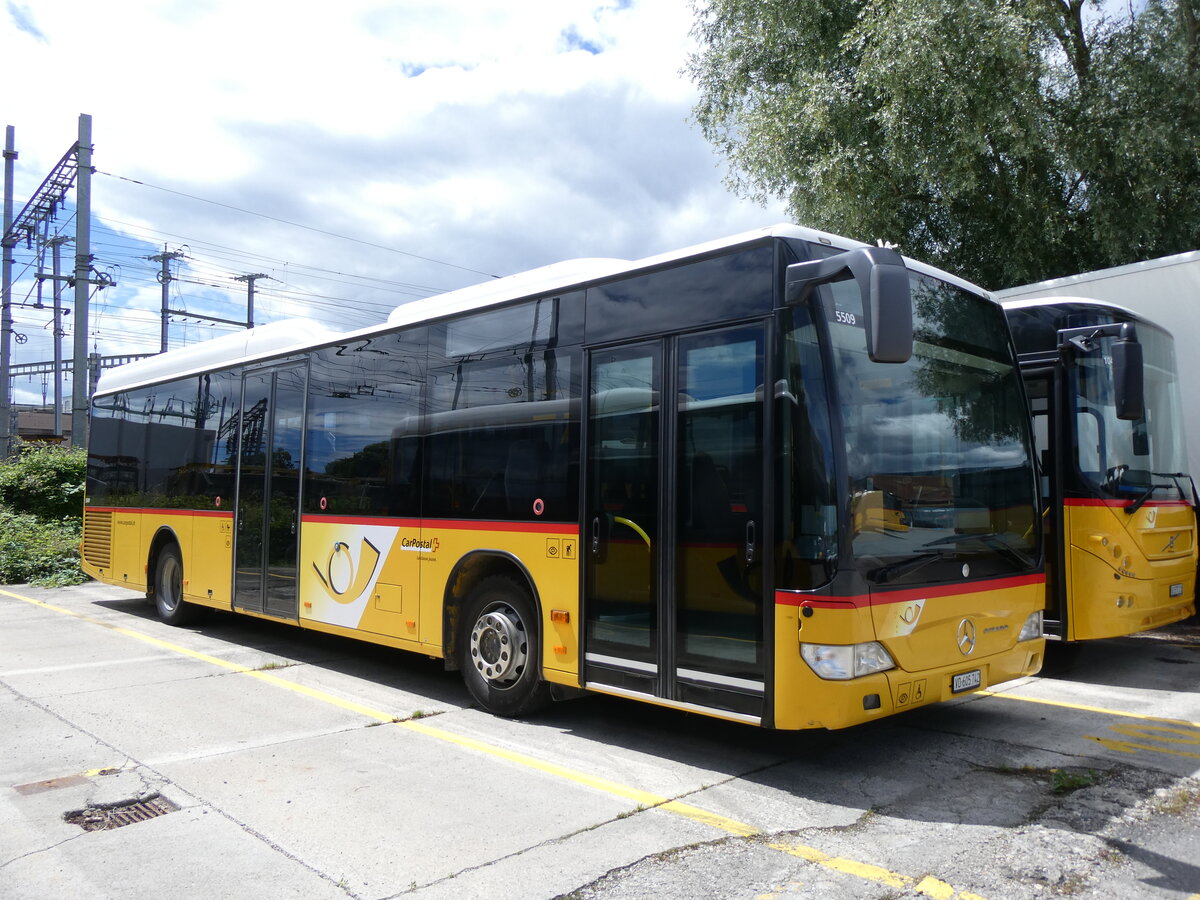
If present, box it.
[82,225,1045,729]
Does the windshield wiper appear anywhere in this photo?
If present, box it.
[871,550,952,584]
[1125,472,1192,515]
[1153,472,1192,496]
[922,532,1035,568]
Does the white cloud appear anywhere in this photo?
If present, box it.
[2,0,788,404]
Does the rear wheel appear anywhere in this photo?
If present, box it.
[460,575,551,717]
[153,544,199,626]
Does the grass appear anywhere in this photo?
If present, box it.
[1050,768,1101,795]
[1152,785,1200,815]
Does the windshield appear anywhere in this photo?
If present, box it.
[815,257,1039,586]
[1072,322,1191,504]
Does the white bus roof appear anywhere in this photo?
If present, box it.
[94,223,990,397]
[1000,295,1170,334]
[94,319,337,397]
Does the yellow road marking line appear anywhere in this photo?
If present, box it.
[399,718,759,837]
[977,689,1200,730]
[4,586,982,897]
[0,588,396,723]
[768,844,987,900]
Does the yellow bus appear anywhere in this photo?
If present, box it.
[1003,298,1197,641]
[81,225,1045,729]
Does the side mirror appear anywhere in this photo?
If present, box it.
[1112,324,1144,421]
[1061,322,1144,421]
[785,246,913,363]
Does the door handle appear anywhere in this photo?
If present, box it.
[591,516,600,555]
[745,519,756,564]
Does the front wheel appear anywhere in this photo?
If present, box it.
[459,575,551,717]
[153,544,199,626]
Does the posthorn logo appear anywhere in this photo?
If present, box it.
[313,537,381,604]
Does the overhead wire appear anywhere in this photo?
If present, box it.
[95,218,453,296]
[10,167,498,372]
[22,205,460,310]
[95,169,502,279]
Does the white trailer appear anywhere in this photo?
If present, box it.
[996,250,1200,481]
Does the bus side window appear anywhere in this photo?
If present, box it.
[505,439,548,516]
[304,336,422,518]
[425,348,579,522]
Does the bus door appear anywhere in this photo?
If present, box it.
[234,362,308,618]
[584,325,767,719]
[1023,368,1066,635]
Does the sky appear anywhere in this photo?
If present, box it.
[2,0,788,408]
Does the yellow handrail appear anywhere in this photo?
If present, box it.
[613,516,652,550]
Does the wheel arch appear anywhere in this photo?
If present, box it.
[441,550,542,672]
[146,526,182,600]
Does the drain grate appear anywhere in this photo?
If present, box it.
[63,795,178,832]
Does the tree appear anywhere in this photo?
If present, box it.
[688,0,1200,288]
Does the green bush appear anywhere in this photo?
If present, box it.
[0,442,88,586]
[0,442,87,520]
[0,510,88,586]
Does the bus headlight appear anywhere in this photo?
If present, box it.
[801,642,895,680]
[1018,611,1043,642]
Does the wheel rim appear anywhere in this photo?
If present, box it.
[159,556,181,612]
[469,602,529,688]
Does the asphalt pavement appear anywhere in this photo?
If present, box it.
[2,582,1197,900]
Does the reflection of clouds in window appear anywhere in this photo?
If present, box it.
[836,278,1032,476]
[684,340,758,401]
[866,412,946,440]
[962,444,1027,467]
[446,298,557,357]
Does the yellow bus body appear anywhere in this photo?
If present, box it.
[774,576,1044,730]
[1062,499,1196,641]
[82,508,584,683]
[81,505,1044,729]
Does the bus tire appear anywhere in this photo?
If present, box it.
[153,544,199,626]
[459,575,550,717]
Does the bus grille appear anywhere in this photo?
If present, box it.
[82,509,113,569]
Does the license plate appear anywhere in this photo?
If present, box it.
[952,669,982,693]
[1170,583,1183,598]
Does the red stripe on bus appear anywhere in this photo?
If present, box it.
[775,573,1045,609]
[423,519,579,535]
[301,515,421,527]
[1065,498,1193,509]
[299,515,577,535]
[85,506,232,518]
